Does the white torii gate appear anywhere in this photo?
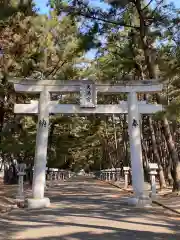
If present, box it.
[12,79,163,208]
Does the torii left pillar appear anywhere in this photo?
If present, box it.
[27,87,50,209]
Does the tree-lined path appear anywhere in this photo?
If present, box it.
[0,1,180,239]
[1,177,179,240]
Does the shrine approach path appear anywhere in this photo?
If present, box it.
[1,176,179,240]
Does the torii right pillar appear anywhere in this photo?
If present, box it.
[128,91,160,207]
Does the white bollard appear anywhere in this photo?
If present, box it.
[50,171,53,182]
[100,170,103,180]
[100,170,102,180]
[112,168,115,181]
[116,168,121,181]
[109,169,112,180]
[55,171,57,181]
[101,170,104,180]
[103,170,106,180]
[58,171,61,180]
[105,170,108,181]
[123,167,130,189]
[108,169,111,181]
[54,169,59,181]
[62,171,65,180]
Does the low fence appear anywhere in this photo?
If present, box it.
[96,165,159,199]
[46,169,72,182]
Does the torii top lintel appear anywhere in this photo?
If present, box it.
[9,78,163,93]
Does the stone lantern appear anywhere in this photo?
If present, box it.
[16,163,26,201]
[149,163,158,199]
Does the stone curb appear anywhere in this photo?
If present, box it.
[152,200,180,215]
[99,179,180,215]
[0,204,18,214]
[99,179,133,193]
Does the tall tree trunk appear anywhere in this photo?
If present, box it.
[167,158,174,186]
[112,114,119,166]
[135,0,180,192]
[148,116,166,189]
[161,118,180,192]
[121,114,129,166]
[141,116,150,181]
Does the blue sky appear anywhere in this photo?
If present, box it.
[34,0,180,59]
[34,0,109,13]
[34,0,180,14]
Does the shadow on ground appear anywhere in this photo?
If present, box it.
[1,177,180,240]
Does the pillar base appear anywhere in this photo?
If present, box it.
[127,195,152,208]
[16,195,25,201]
[149,192,157,200]
[27,198,50,209]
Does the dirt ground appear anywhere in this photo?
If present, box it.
[0,178,32,212]
[0,177,179,214]
[0,177,179,240]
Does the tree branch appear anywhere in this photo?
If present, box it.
[59,6,140,29]
[142,0,154,11]
[151,0,164,16]
[45,59,67,78]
